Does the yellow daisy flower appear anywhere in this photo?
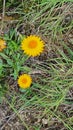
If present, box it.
[21,35,45,57]
[0,39,6,51]
[18,74,32,89]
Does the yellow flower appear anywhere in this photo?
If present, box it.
[21,35,45,57]
[18,74,32,89]
[0,39,6,51]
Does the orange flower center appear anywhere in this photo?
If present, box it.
[22,78,27,84]
[0,45,2,48]
[28,40,37,49]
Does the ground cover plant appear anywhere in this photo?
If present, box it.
[0,0,73,130]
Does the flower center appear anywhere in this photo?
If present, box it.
[22,78,27,84]
[28,40,37,49]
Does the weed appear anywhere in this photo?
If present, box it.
[0,0,73,130]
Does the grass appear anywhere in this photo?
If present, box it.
[0,0,73,130]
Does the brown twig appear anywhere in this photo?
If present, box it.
[1,0,5,31]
